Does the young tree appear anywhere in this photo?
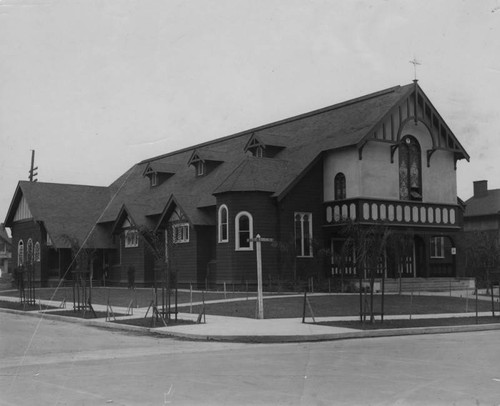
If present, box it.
[463,230,500,291]
[339,220,393,323]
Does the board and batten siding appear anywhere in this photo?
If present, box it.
[278,159,325,280]
[216,191,279,284]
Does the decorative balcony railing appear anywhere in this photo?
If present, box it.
[324,198,462,228]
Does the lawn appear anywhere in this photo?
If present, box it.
[191,294,496,319]
[317,317,500,330]
[0,286,256,308]
[1,287,498,321]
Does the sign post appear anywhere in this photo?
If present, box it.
[248,234,274,320]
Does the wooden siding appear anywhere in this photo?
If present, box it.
[169,223,198,284]
[118,233,146,285]
[278,159,325,281]
[216,192,279,284]
[196,225,216,287]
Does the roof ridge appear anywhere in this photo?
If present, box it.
[140,84,408,165]
[19,180,109,189]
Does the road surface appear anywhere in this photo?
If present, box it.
[1,311,500,405]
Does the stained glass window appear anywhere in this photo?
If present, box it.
[399,136,422,201]
[334,173,346,200]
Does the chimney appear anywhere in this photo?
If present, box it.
[473,180,488,198]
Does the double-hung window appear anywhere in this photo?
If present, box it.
[430,236,444,258]
[295,212,313,257]
[235,212,253,250]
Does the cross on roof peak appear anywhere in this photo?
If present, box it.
[409,58,422,81]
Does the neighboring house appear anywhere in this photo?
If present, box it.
[463,180,500,235]
[0,223,12,277]
[459,180,500,277]
[4,182,114,286]
[4,82,470,287]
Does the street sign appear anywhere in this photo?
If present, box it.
[247,234,274,320]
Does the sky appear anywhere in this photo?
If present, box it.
[1,0,500,228]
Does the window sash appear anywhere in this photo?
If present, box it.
[124,229,139,248]
[218,206,229,243]
[172,223,189,244]
[197,161,205,176]
[235,212,253,251]
[430,236,444,258]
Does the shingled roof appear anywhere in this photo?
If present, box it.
[95,82,471,228]
[4,181,113,248]
[0,223,11,246]
[464,189,500,217]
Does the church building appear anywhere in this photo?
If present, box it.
[4,82,470,288]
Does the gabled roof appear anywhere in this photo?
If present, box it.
[155,194,214,231]
[464,189,500,217]
[4,181,112,249]
[187,148,226,166]
[98,82,468,230]
[243,132,288,153]
[142,162,178,176]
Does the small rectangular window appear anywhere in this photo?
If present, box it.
[124,229,139,248]
[430,236,444,258]
[197,162,205,176]
[172,223,190,243]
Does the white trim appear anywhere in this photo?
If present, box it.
[17,239,24,266]
[172,222,190,244]
[430,236,445,258]
[151,172,158,187]
[124,229,139,248]
[235,211,253,251]
[218,205,229,243]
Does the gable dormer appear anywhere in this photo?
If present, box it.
[244,132,286,158]
[187,149,224,177]
[142,162,177,187]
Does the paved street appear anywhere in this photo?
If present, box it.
[1,311,500,405]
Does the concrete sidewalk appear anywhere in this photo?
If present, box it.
[2,293,500,343]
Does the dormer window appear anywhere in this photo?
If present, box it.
[244,133,286,158]
[188,148,224,177]
[142,162,177,187]
[197,161,205,176]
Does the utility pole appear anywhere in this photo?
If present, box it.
[29,150,38,182]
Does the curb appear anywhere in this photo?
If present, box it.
[3,307,500,344]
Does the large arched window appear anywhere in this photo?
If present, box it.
[218,205,229,243]
[334,173,346,200]
[235,211,253,251]
[17,240,24,266]
[399,135,422,201]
